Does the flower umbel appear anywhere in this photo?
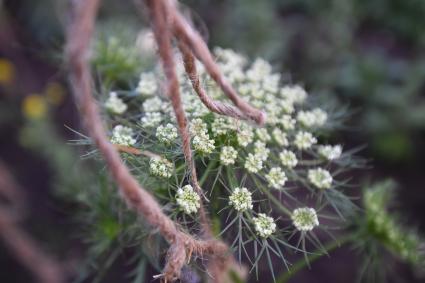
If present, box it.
[149,157,174,178]
[291,207,319,232]
[253,213,276,238]
[105,92,127,114]
[265,167,287,189]
[318,145,342,160]
[156,123,178,144]
[308,168,333,189]
[229,187,253,212]
[279,150,298,168]
[176,185,200,214]
[220,146,238,165]
[110,125,136,146]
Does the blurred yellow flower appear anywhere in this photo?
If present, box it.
[22,94,47,119]
[45,82,66,105]
[0,58,15,85]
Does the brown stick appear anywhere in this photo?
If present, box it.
[167,0,266,126]
[144,0,213,238]
[0,162,64,283]
[65,0,229,281]
[178,41,250,121]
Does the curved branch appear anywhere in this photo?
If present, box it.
[65,0,229,281]
[178,41,250,121]
[167,0,266,126]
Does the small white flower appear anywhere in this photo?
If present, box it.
[253,213,276,238]
[141,112,162,128]
[253,141,270,161]
[190,118,208,137]
[294,131,317,150]
[291,207,319,232]
[220,146,238,165]
[237,125,254,147]
[279,99,295,114]
[176,185,200,214]
[193,134,215,155]
[136,72,157,96]
[279,115,296,130]
[149,157,173,178]
[110,125,136,146]
[279,150,298,168]
[262,73,280,93]
[255,128,271,142]
[211,117,234,136]
[246,58,272,81]
[296,110,316,128]
[229,187,253,211]
[280,85,307,104]
[244,153,263,173]
[297,108,328,128]
[265,167,287,189]
[105,92,127,114]
[312,108,327,126]
[156,123,178,144]
[318,145,342,160]
[308,168,333,189]
[142,96,163,112]
[272,128,289,146]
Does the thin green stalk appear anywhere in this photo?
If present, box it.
[276,234,353,283]
[199,159,218,186]
[250,174,292,216]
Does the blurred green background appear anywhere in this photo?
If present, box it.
[1,0,424,282]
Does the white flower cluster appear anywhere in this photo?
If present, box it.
[294,131,317,150]
[244,153,263,173]
[280,85,307,104]
[105,92,127,114]
[265,167,287,189]
[279,150,298,168]
[296,108,327,128]
[190,118,208,136]
[272,128,289,146]
[141,111,162,128]
[229,187,253,212]
[136,72,157,96]
[253,141,270,161]
[220,146,238,165]
[253,213,276,238]
[110,125,136,146]
[291,207,319,232]
[189,118,215,155]
[211,117,236,136]
[237,125,254,147]
[176,185,200,214]
[308,168,333,189]
[193,134,215,155]
[142,96,163,113]
[279,115,296,130]
[149,157,173,178]
[255,128,271,142]
[156,123,178,144]
[318,145,342,160]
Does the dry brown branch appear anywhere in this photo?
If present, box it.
[166,0,266,126]
[0,161,64,283]
[178,41,250,121]
[65,0,232,281]
[144,0,212,238]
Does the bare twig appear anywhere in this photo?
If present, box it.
[0,161,64,283]
[178,41,250,121]
[65,0,230,281]
[144,0,213,239]
[167,0,266,126]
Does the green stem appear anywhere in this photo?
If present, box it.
[199,159,218,186]
[250,174,292,216]
[276,234,353,283]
